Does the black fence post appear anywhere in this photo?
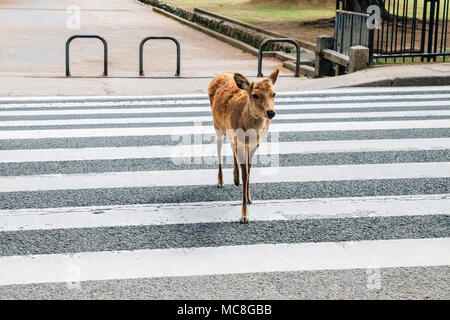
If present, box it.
[368,28,375,64]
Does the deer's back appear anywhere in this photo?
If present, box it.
[208,73,247,133]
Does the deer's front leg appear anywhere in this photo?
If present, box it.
[246,145,258,205]
[232,142,240,186]
[240,163,249,224]
[246,163,252,204]
[216,130,224,188]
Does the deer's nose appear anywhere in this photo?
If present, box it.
[267,110,276,119]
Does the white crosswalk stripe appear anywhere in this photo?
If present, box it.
[1,238,449,286]
[1,138,448,163]
[1,110,449,127]
[1,162,449,192]
[1,194,449,232]
[2,100,450,116]
[2,120,450,139]
[0,87,449,292]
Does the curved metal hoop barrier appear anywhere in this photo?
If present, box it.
[139,37,181,76]
[65,35,108,77]
[258,38,300,77]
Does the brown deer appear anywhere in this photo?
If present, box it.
[208,69,279,223]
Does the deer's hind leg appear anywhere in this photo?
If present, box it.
[216,129,224,188]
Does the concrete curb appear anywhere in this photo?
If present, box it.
[144,1,312,64]
[152,7,260,57]
[142,0,292,53]
[392,76,450,86]
[343,75,450,88]
[152,7,316,78]
[193,8,316,52]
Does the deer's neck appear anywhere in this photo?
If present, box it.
[240,103,265,130]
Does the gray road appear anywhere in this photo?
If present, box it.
[0,87,449,299]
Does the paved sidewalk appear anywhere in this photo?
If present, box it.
[0,0,289,78]
[0,63,448,96]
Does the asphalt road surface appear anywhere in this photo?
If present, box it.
[0,86,449,299]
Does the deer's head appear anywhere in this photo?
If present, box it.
[233,69,279,120]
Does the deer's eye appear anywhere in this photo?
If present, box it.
[272,93,276,97]
[252,94,258,99]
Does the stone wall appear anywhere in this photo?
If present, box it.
[139,0,294,53]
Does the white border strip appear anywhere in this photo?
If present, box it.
[1,194,448,232]
[0,238,449,286]
[0,162,449,192]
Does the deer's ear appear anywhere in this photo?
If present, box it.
[268,68,279,85]
[234,73,251,91]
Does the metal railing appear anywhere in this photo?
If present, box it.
[334,10,374,59]
[65,35,108,77]
[257,38,301,77]
[337,0,450,63]
[375,0,449,62]
[139,37,181,76]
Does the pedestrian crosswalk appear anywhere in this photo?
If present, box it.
[0,87,449,298]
